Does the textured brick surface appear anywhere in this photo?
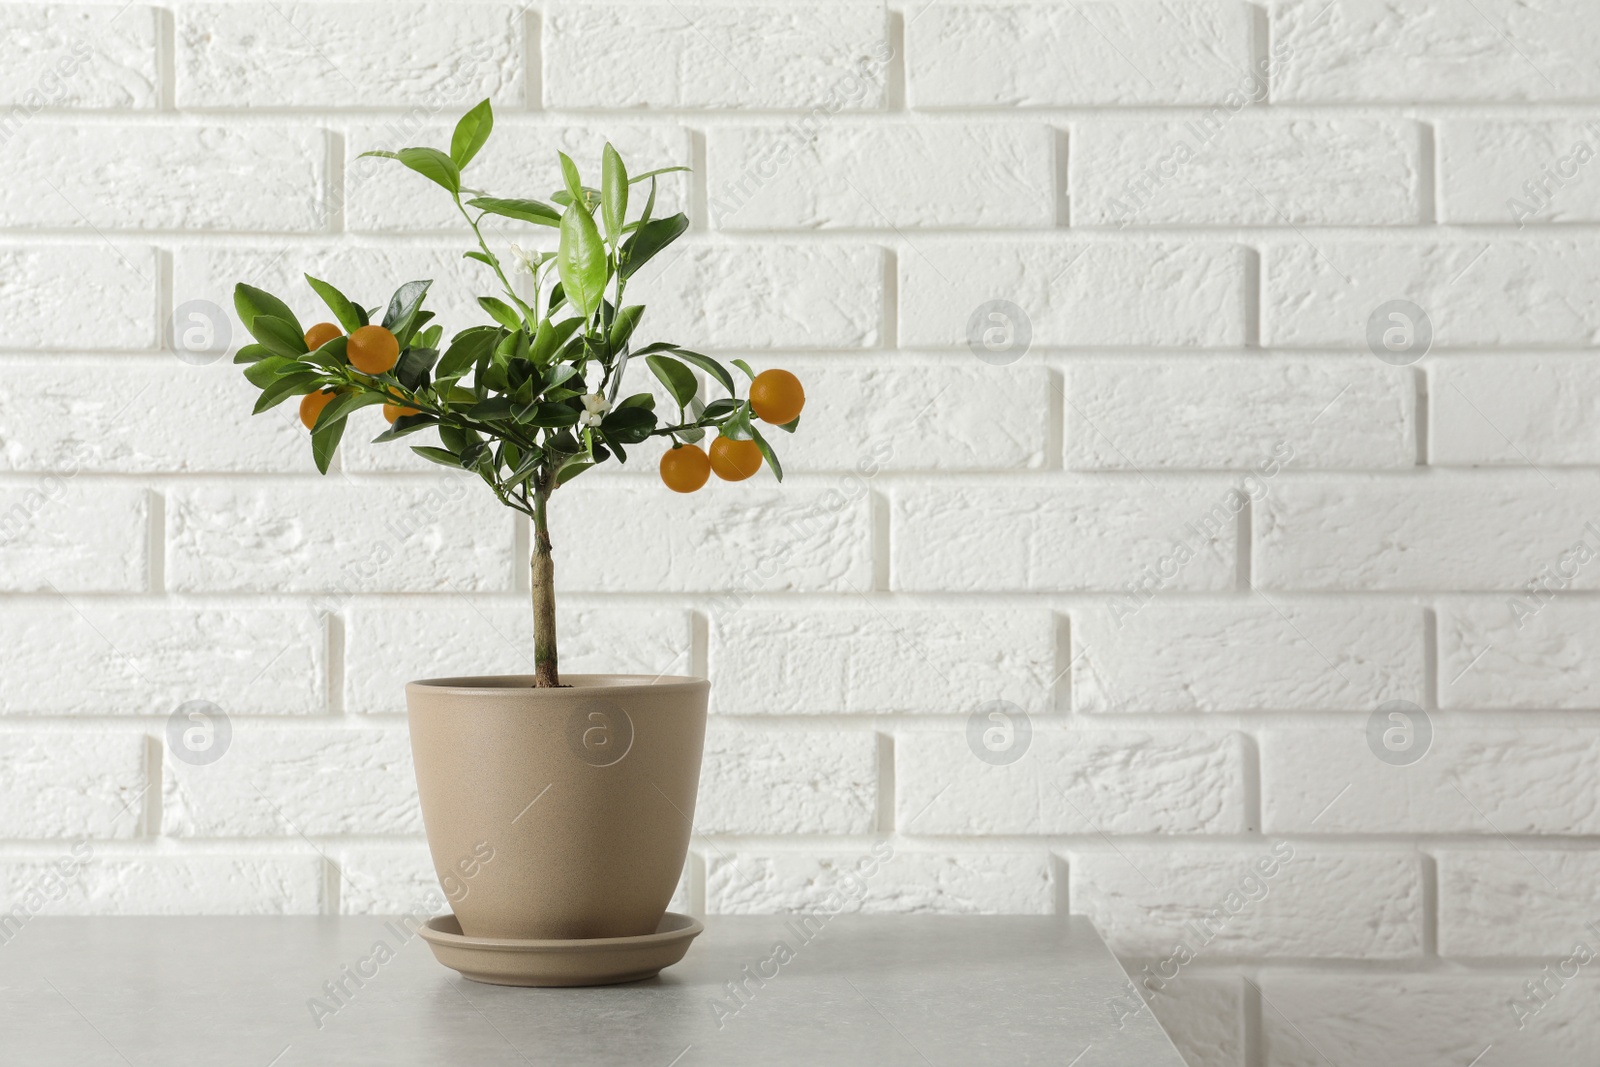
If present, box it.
[7,3,1600,1062]
[175,3,524,108]
[1072,118,1422,226]
[545,1,887,110]
[907,1,1255,107]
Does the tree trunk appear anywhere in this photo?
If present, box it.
[531,483,559,687]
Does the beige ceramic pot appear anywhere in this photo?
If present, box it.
[405,674,708,941]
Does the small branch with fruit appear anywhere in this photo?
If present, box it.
[228,99,805,687]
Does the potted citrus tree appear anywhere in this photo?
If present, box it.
[229,101,805,985]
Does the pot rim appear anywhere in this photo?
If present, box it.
[406,673,708,697]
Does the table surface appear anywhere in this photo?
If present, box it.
[0,915,1186,1066]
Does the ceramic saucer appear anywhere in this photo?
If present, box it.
[419,912,703,987]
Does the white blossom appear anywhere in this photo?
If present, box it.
[579,392,610,427]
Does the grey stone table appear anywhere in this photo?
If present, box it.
[0,915,1186,1066]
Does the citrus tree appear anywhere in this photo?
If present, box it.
[230,100,805,687]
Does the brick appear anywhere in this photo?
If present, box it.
[0,732,148,838]
[634,243,885,348]
[1071,847,1422,958]
[0,246,158,350]
[1440,118,1600,224]
[345,123,691,233]
[0,4,158,109]
[907,1,1255,107]
[1074,603,1423,713]
[706,848,1052,914]
[0,360,305,473]
[176,3,523,108]
[166,480,513,593]
[0,605,324,716]
[1262,727,1600,834]
[758,362,1048,473]
[1073,118,1420,226]
[902,241,1248,348]
[1273,0,1600,102]
[711,609,1055,715]
[1258,973,1600,1066]
[890,481,1236,592]
[1438,850,1600,958]
[551,484,872,593]
[708,123,1054,229]
[1264,238,1600,347]
[0,483,145,592]
[345,603,692,714]
[163,727,420,837]
[1439,600,1600,710]
[4,124,328,231]
[544,1,887,110]
[1432,356,1600,466]
[696,724,877,835]
[1066,359,1414,470]
[1256,474,1600,591]
[0,854,324,914]
[897,728,1246,835]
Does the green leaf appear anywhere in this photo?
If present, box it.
[311,417,345,475]
[749,423,783,482]
[532,317,583,364]
[524,402,581,428]
[395,146,460,194]
[646,354,697,409]
[464,250,495,266]
[436,326,500,382]
[620,213,688,280]
[253,374,322,414]
[412,445,463,469]
[450,99,494,170]
[618,391,656,411]
[720,401,754,441]
[601,405,655,443]
[232,343,272,365]
[557,151,585,206]
[394,346,438,390]
[601,143,628,245]
[468,396,516,420]
[731,358,756,380]
[778,415,800,433]
[628,166,691,185]
[371,413,437,443]
[701,397,739,418]
[304,275,362,334]
[234,283,303,337]
[555,460,594,486]
[609,305,644,350]
[301,334,348,370]
[478,296,523,332]
[670,348,735,393]
[557,201,608,320]
[312,391,385,433]
[249,315,309,359]
[466,197,561,227]
[382,280,432,343]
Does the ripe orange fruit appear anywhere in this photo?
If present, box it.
[383,401,420,423]
[659,443,710,493]
[304,321,342,351]
[348,324,400,375]
[749,369,804,425]
[709,435,763,481]
[299,389,337,430]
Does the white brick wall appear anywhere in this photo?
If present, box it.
[5,2,1598,1063]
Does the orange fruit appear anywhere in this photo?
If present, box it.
[749,369,804,425]
[659,443,710,493]
[299,389,337,430]
[709,435,763,481]
[348,324,400,375]
[303,321,342,351]
[383,401,421,423]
